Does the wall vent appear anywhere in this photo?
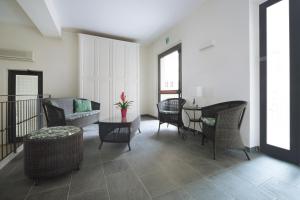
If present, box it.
[0,48,34,62]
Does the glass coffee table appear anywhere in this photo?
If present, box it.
[98,114,141,151]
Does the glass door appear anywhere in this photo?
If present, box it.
[158,44,182,101]
[8,70,43,143]
[260,0,298,163]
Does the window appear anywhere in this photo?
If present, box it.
[158,44,182,101]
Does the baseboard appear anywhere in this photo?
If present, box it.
[141,114,157,119]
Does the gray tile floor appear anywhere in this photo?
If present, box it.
[1,117,300,200]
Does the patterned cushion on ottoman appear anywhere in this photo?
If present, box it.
[24,126,83,183]
[27,126,81,140]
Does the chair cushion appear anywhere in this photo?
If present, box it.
[66,110,100,121]
[160,110,179,115]
[202,117,216,126]
[74,99,92,113]
[27,126,81,140]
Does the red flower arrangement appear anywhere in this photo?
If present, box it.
[115,92,133,118]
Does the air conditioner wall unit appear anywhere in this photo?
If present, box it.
[0,48,34,62]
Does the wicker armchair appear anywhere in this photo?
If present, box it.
[201,101,249,160]
[157,98,186,137]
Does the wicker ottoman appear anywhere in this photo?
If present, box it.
[24,126,83,184]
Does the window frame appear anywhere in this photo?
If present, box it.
[158,43,182,102]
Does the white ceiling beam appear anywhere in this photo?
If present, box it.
[16,0,61,37]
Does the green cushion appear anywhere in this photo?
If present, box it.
[74,99,92,113]
[28,126,81,140]
[202,117,216,126]
[160,110,179,115]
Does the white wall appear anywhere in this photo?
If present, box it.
[0,23,78,98]
[142,0,260,147]
[249,0,261,147]
[0,0,262,147]
[140,45,151,114]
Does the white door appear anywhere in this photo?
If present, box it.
[79,34,140,119]
[95,38,111,120]
[112,41,125,117]
[79,35,96,101]
[124,43,139,116]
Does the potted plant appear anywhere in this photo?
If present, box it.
[115,92,133,118]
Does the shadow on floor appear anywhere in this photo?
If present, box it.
[0,117,300,200]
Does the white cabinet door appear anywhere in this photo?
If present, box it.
[112,41,126,117]
[80,34,140,119]
[124,43,140,116]
[95,37,111,120]
[79,34,96,101]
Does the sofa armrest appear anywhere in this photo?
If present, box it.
[43,103,66,127]
[91,101,100,110]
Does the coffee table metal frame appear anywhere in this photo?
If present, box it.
[98,115,141,151]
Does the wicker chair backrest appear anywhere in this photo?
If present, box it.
[215,103,247,130]
[158,98,186,112]
[202,101,247,118]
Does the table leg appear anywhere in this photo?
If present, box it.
[98,141,103,150]
[193,111,196,136]
[128,143,131,151]
[128,127,131,151]
[199,121,203,134]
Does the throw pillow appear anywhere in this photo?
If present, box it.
[74,99,92,113]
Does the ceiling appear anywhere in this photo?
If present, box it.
[0,0,33,26]
[0,0,206,43]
